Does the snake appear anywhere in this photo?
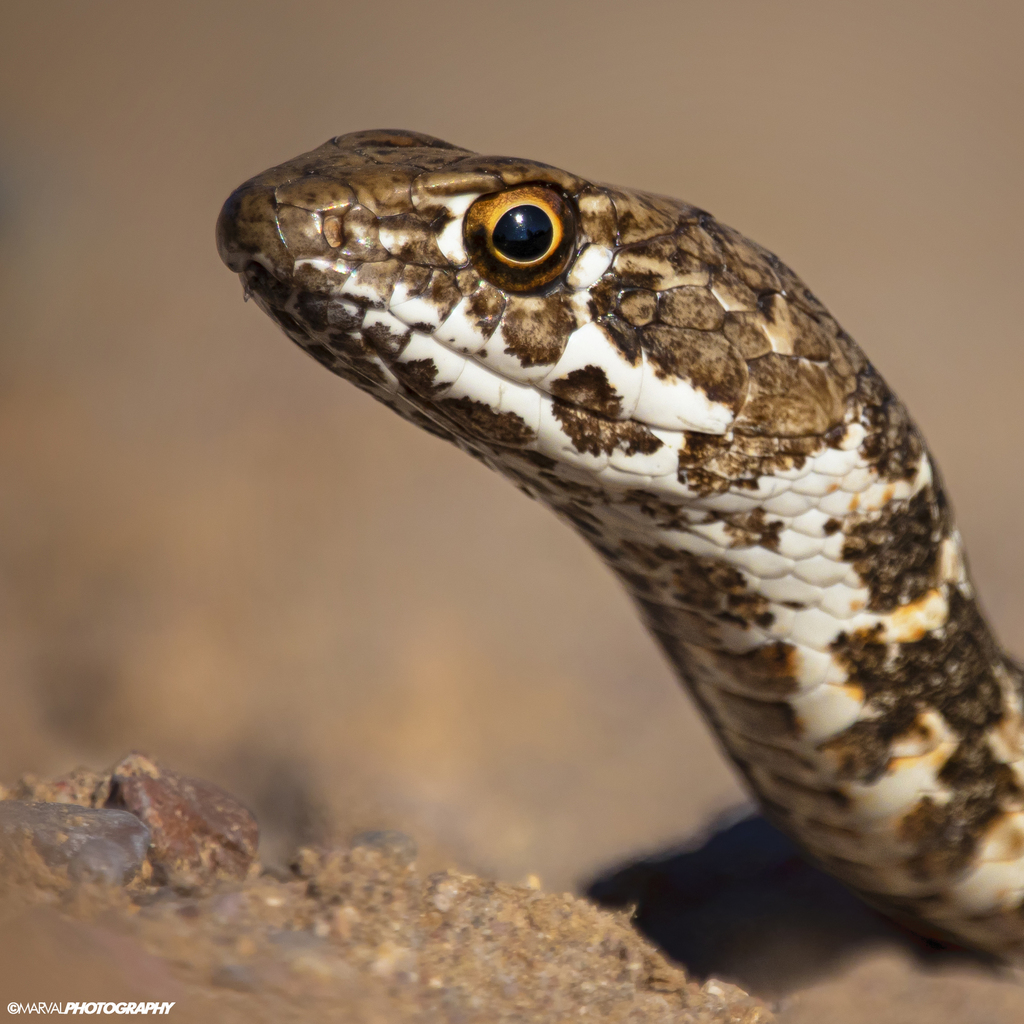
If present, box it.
[216,129,1024,961]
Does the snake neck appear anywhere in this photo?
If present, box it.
[483,373,1024,957]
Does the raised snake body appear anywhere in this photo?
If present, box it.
[216,130,1024,960]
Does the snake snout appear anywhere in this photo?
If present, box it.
[216,185,270,274]
[217,177,343,288]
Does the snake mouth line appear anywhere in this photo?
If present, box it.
[233,249,704,480]
[242,259,289,300]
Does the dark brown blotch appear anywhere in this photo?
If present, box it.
[417,269,462,324]
[818,721,892,784]
[828,590,1013,842]
[586,276,620,320]
[613,235,706,291]
[436,397,536,447]
[856,369,926,484]
[551,401,663,458]
[294,292,329,332]
[548,365,622,419]
[345,259,404,309]
[678,432,732,468]
[721,509,784,550]
[600,317,642,366]
[391,358,442,396]
[842,486,952,613]
[905,739,1024,874]
[461,282,506,338]
[692,643,800,698]
[361,317,411,359]
[376,213,448,265]
[576,187,617,248]
[640,324,749,409]
[498,294,576,368]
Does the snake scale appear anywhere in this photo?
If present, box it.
[216,130,1024,960]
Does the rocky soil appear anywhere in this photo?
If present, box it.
[0,756,772,1023]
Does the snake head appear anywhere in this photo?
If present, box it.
[217,129,865,496]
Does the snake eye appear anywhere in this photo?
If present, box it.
[492,205,555,264]
[465,186,575,292]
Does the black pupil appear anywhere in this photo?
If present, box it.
[491,205,554,262]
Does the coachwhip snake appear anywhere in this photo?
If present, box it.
[216,130,1024,960]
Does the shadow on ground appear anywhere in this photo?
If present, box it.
[587,812,996,997]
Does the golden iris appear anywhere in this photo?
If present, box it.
[464,186,575,292]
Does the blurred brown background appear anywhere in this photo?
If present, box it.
[1,1,1023,1017]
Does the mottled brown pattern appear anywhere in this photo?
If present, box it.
[659,286,726,331]
[736,354,850,437]
[334,204,389,261]
[641,325,748,407]
[377,213,449,265]
[674,433,729,470]
[721,510,785,551]
[361,318,411,359]
[395,263,433,297]
[550,402,663,458]
[436,397,536,447]
[675,433,822,496]
[318,331,388,387]
[701,220,782,294]
[617,289,657,326]
[623,543,775,631]
[461,283,506,337]
[843,487,953,612]
[816,721,892,785]
[711,688,802,740]
[583,277,620,320]
[604,187,685,245]
[548,365,623,419]
[390,358,444,397]
[898,765,1018,879]
[856,367,927,483]
[722,312,773,360]
[823,588,1021,875]
[575,188,617,248]
[758,293,832,360]
[404,270,463,328]
[498,295,576,368]
[689,643,802,699]
[612,236,707,291]
[348,259,404,308]
[599,317,642,366]
[832,592,1007,745]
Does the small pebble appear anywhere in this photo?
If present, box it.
[68,837,135,885]
[107,752,258,882]
[0,801,150,884]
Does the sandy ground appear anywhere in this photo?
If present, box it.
[0,762,774,1023]
[1,1,1024,1018]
